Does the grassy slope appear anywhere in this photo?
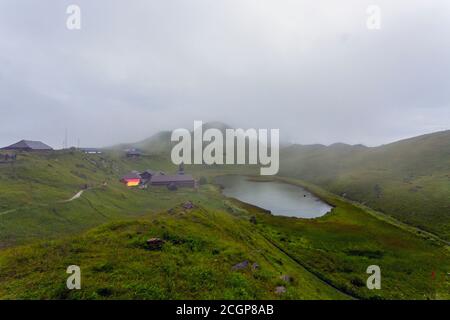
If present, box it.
[248,177,449,299]
[0,150,258,247]
[0,185,347,300]
[0,150,177,247]
[0,151,448,299]
[280,130,450,240]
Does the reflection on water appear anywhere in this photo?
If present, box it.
[217,176,332,218]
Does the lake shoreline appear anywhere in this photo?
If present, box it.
[215,175,333,219]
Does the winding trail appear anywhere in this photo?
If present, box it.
[1,188,91,218]
[65,190,84,202]
[0,209,17,216]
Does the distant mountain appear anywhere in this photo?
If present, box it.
[280,130,450,240]
[111,122,234,156]
[134,131,173,155]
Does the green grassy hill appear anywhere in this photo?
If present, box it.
[0,148,255,247]
[0,139,449,299]
[0,180,448,299]
[0,150,177,247]
[280,130,450,240]
[0,199,348,300]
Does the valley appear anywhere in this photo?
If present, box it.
[0,142,449,299]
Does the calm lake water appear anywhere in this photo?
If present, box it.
[216,176,332,218]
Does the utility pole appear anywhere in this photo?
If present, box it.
[64,128,68,149]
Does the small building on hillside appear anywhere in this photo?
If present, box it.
[120,171,142,187]
[150,174,196,188]
[139,170,166,180]
[126,148,142,158]
[80,148,102,154]
[139,169,156,181]
[2,140,53,151]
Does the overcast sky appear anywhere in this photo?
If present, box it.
[0,0,449,148]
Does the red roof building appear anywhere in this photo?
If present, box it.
[120,171,142,187]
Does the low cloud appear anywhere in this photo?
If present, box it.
[0,0,449,148]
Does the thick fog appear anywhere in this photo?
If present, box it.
[0,0,449,148]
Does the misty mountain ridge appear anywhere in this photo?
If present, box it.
[280,129,450,240]
[114,121,448,156]
[112,121,258,154]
